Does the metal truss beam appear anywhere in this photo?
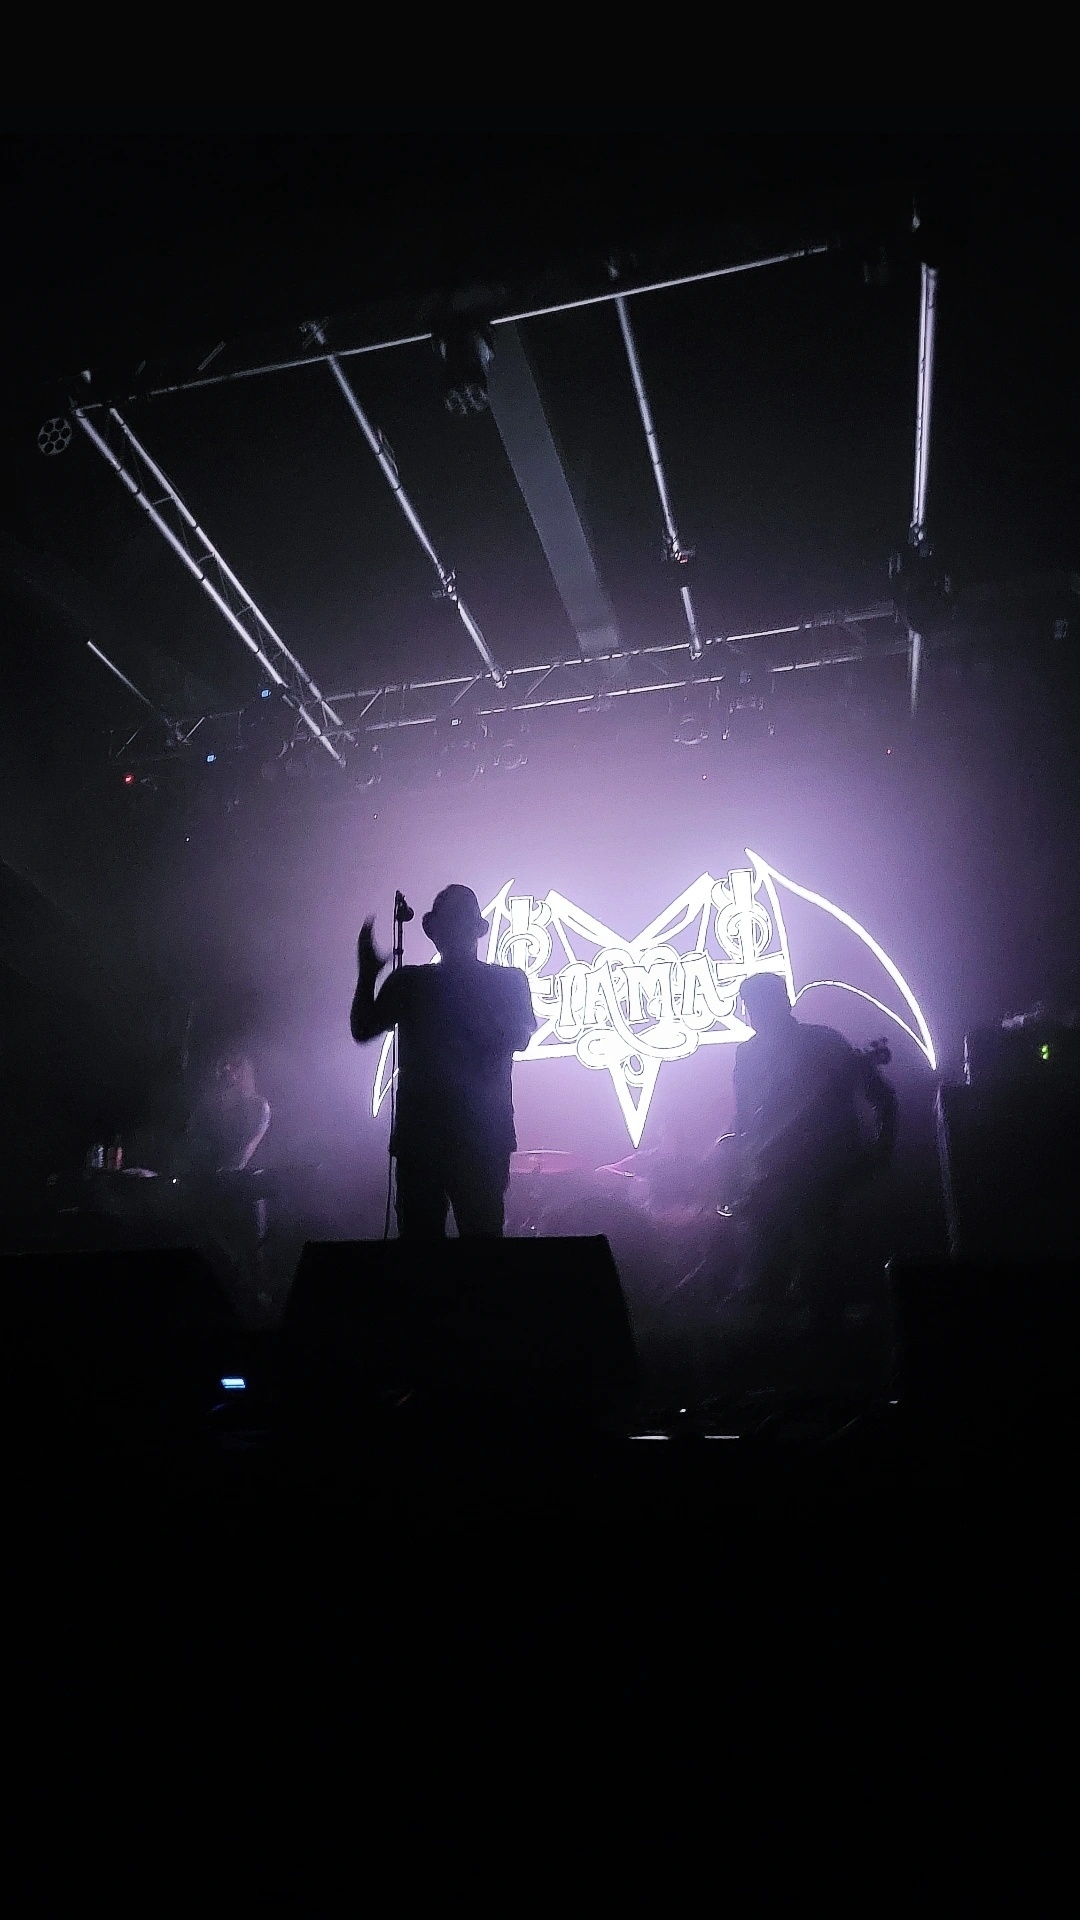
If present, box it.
[103,243,832,404]
[73,241,834,730]
[85,640,185,751]
[910,262,938,550]
[615,294,703,659]
[110,604,899,764]
[74,407,348,762]
[907,260,939,717]
[336,606,898,735]
[318,344,506,687]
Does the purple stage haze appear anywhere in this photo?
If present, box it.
[135,692,1060,1249]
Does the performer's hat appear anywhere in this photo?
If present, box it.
[422,884,491,944]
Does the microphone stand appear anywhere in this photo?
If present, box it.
[392,890,412,971]
[384,890,412,1240]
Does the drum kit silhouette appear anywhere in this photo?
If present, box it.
[507,1136,743,1246]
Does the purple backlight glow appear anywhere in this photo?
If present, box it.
[374,850,936,1146]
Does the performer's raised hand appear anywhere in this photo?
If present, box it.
[357,916,389,973]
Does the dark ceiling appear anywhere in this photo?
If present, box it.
[1,113,1076,762]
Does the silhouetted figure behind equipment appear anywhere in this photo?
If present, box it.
[184,1051,270,1178]
[182,1050,272,1315]
[351,885,537,1238]
[733,972,898,1328]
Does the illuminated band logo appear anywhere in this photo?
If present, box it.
[374,849,936,1146]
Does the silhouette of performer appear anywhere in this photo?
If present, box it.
[733,972,898,1323]
[182,1050,272,1313]
[184,1051,271,1177]
[351,884,537,1238]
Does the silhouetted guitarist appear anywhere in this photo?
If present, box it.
[733,971,898,1321]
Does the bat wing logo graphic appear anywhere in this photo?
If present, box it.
[373,851,936,1144]
[747,850,936,1071]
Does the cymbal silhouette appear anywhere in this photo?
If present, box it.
[509,1149,591,1177]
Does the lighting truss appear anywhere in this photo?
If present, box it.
[108,604,900,766]
[74,406,348,762]
[318,342,506,686]
[910,262,938,550]
[85,639,186,754]
[906,260,939,717]
[132,243,833,404]
[71,227,943,757]
[93,244,825,699]
[615,294,703,659]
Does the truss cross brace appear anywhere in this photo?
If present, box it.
[615,295,703,660]
[321,350,507,688]
[74,406,347,762]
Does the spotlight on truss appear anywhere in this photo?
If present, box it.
[433,321,495,415]
[347,742,382,791]
[492,724,529,772]
[675,710,709,748]
[435,714,487,786]
[662,534,695,571]
[37,417,73,456]
[673,685,711,748]
[722,690,772,744]
[260,739,290,783]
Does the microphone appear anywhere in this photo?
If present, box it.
[394,891,414,923]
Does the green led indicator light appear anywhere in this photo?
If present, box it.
[1040,1043,1051,1062]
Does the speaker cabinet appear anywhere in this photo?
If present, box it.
[936,1082,1079,1261]
[280,1236,639,1434]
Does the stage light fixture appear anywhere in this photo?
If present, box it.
[662,534,695,571]
[260,687,271,699]
[721,678,771,744]
[37,416,73,456]
[123,772,136,786]
[675,711,708,747]
[260,735,293,781]
[493,724,528,772]
[351,742,382,791]
[673,686,712,748]
[436,714,486,787]
[433,320,495,415]
[205,752,217,764]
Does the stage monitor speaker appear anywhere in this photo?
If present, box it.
[280,1236,639,1431]
[935,1082,1079,1261]
[964,1022,1080,1089]
[887,1259,1075,1448]
[0,1247,238,1458]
